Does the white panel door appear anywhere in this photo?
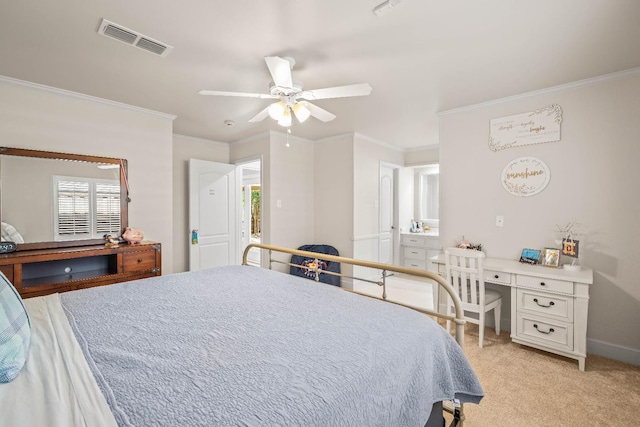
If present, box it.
[189,159,237,271]
[379,164,394,265]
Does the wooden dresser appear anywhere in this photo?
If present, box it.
[0,241,161,298]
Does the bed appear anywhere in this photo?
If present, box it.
[0,244,483,427]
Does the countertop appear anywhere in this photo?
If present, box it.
[401,230,439,238]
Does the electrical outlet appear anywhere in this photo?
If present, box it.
[496,215,504,227]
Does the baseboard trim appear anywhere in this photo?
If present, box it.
[587,338,640,367]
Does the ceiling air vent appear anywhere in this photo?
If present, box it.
[98,19,172,57]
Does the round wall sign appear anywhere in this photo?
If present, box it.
[501,157,550,197]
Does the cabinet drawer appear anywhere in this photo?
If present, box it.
[123,250,157,273]
[484,270,511,285]
[402,235,427,246]
[517,289,573,322]
[516,275,574,295]
[401,235,440,249]
[516,313,573,352]
[403,246,427,260]
[403,259,427,270]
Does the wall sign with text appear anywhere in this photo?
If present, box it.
[488,104,563,152]
[501,157,550,197]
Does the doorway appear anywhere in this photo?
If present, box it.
[237,159,262,266]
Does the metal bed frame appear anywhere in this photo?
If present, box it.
[242,243,470,427]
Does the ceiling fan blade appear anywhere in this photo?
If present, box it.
[248,106,271,122]
[199,90,276,99]
[264,56,293,88]
[305,102,336,122]
[300,83,372,100]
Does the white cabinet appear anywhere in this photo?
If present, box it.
[432,255,591,371]
[401,233,440,271]
[511,273,590,370]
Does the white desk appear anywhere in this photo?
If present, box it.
[430,254,593,371]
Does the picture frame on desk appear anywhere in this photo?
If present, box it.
[519,248,541,265]
[543,247,560,268]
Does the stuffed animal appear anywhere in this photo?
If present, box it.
[103,234,120,246]
[122,227,144,244]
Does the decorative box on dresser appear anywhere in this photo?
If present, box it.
[431,254,592,370]
[0,241,161,298]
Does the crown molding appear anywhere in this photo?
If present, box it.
[438,66,640,116]
[405,144,439,152]
[173,133,228,148]
[231,131,272,146]
[0,74,176,120]
[354,132,404,152]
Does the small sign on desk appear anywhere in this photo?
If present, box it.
[519,248,541,265]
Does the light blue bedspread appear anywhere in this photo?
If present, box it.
[60,265,483,427]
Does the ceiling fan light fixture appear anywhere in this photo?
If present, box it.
[277,108,292,127]
[292,102,311,123]
[268,101,286,120]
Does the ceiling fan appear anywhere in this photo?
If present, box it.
[199,56,372,127]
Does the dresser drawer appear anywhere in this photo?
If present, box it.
[484,270,511,285]
[516,275,574,295]
[517,289,573,322]
[403,259,427,270]
[123,250,157,273]
[516,313,573,352]
[403,246,427,260]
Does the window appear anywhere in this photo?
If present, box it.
[54,176,120,240]
[418,164,439,226]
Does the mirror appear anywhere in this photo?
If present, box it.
[416,164,439,227]
[0,147,129,251]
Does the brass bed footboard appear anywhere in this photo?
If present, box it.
[242,243,468,427]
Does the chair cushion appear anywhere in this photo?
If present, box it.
[0,272,31,383]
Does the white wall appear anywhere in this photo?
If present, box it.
[439,70,640,365]
[0,77,175,273]
[314,134,354,259]
[268,132,315,257]
[172,134,229,272]
[405,146,439,166]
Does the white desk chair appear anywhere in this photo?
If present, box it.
[444,247,502,348]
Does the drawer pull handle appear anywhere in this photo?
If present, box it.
[494,274,499,279]
[539,282,546,286]
[533,324,555,334]
[533,298,555,308]
[137,258,143,263]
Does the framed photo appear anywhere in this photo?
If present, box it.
[519,248,541,265]
[562,238,579,259]
[543,248,560,268]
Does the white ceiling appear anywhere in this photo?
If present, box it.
[1,1,639,150]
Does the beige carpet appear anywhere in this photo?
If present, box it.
[444,324,640,426]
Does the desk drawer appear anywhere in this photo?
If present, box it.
[517,289,573,322]
[516,313,573,352]
[516,275,573,295]
[484,270,511,285]
[403,247,427,260]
